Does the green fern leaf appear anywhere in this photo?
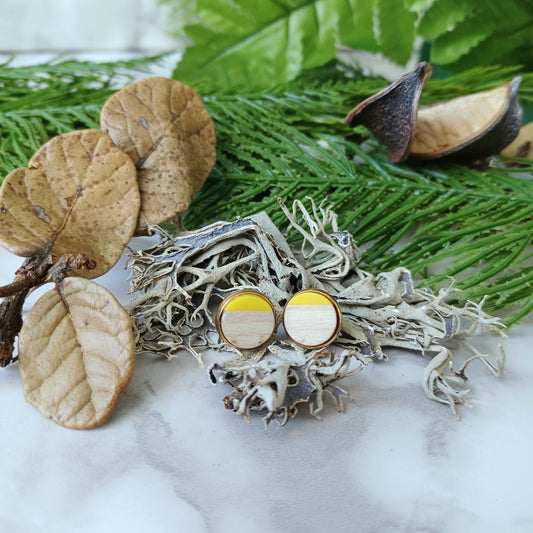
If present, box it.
[173,0,339,90]
[336,0,379,53]
[172,0,421,89]
[417,0,475,39]
[448,24,533,72]
[429,13,496,64]
[164,0,533,81]
[404,0,433,10]
[424,0,533,67]
[375,0,418,65]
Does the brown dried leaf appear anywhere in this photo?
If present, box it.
[0,130,140,278]
[18,277,135,429]
[100,76,216,231]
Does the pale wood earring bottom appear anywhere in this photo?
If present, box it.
[283,304,339,347]
[219,310,276,349]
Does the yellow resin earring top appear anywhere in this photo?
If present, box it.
[215,290,277,350]
[282,289,342,349]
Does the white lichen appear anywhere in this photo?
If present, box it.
[127,198,505,424]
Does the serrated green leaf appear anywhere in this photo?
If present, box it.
[195,0,264,33]
[337,0,379,52]
[165,0,533,77]
[174,0,340,90]
[294,1,338,68]
[417,0,475,39]
[430,14,496,64]
[425,0,533,67]
[404,0,434,11]
[375,0,417,65]
[450,24,533,72]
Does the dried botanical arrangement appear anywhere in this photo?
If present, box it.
[0,77,216,428]
[128,199,505,425]
[344,62,523,163]
[1,55,531,429]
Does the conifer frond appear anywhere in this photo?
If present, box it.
[0,55,165,173]
[0,54,165,93]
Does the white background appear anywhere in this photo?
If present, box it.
[1,2,533,532]
[0,0,177,54]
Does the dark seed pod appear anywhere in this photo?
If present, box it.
[344,62,432,163]
[410,77,522,162]
[344,63,522,164]
[501,122,533,160]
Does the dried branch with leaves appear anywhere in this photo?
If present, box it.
[0,75,216,429]
[0,129,139,428]
[128,199,505,425]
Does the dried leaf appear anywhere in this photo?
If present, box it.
[0,130,140,278]
[18,277,135,429]
[100,76,216,231]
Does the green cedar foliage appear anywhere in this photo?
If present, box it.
[0,55,163,175]
[1,58,533,324]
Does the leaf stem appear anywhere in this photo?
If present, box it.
[0,290,28,367]
[0,250,96,366]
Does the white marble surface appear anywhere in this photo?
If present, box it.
[2,237,533,533]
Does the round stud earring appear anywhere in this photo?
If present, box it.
[215,290,277,350]
[282,289,342,349]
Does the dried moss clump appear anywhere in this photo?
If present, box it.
[128,199,505,424]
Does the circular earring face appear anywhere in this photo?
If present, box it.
[216,291,277,350]
[283,289,342,348]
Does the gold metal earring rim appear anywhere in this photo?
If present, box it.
[282,288,342,349]
[215,289,277,350]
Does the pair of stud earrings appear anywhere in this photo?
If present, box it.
[215,289,342,350]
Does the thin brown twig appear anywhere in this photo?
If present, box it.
[0,249,96,367]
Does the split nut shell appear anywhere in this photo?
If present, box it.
[345,62,523,163]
